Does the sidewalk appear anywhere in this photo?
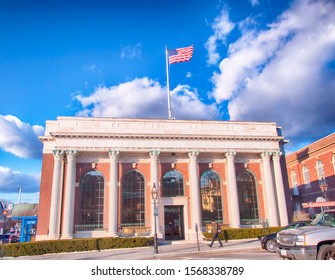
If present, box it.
[149,238,261,259]
[1,238,261,260]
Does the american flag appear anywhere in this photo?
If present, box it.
[168,45,194,64]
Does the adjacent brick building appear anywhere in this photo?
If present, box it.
[286,132,335,216]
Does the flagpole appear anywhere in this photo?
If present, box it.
[165,46,173,119]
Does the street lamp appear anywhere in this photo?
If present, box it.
[2,209,8,242]
[151,183,158,254]
[320,183,328,200]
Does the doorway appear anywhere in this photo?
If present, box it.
[164,206,184,240]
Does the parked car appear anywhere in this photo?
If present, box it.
[0,234,19,244]
[260,220,311,253]
[277,209,335,260]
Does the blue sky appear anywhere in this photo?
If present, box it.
[1,0,335,204]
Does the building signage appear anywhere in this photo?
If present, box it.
[26,220,37,225]
[302,201,335,208]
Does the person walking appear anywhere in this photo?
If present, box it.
[208,219,223,247]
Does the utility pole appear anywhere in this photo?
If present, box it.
[17,187,22,204]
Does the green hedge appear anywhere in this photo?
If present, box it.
[0,236,154,258]
[202,227,282,241]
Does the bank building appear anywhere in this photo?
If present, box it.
[36,117,291,241]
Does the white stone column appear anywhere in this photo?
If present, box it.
[150,151,161,236]
[108,150,119,236]
[48,150,64,239]
[61,150,77,239]
[261,152,279,227]
[226,151,240,228]
[188,151,202,236]
[272,151,289,226]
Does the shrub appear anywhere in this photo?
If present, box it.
[202,227,282,241]
[292,210,311,222]
[0,236,153,258]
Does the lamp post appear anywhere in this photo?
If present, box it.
[2,209,8,242]
[151,183,159,254]
[320,183,328,200]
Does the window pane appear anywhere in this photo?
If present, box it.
[200,170,223,225]
[303,166,311,188]
[291,170,297,187]
[237,169,259,225]
[316,160,327,185]
[162,170,184,197]
[77,171,104,231]
[121,170,145,226]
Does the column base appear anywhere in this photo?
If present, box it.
[107,231,120,237]
[150,230,163,239]
[46,234,60,240]
[230,222,241,228]
[61,234,74,240]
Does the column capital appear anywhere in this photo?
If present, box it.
[225,151,236,160]
[149,150,160,159]
[261,151,272,160]
[188,150,199,160]
[52,150,64,159]
[66,150,78,160]
[109,149,120,159]
[272,151,282,160]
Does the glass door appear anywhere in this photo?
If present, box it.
[164,206,184,240]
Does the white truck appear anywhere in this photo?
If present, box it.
[276,209,335,260]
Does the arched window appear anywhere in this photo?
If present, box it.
[302,166,311,189]
[121,170,145,226]
[162,170,184,197]
[290,169,299,196]
[316,160,326,186]
[200,170,223,225]
[78,170,105,231]
[237,169,259,225]
[290,170,297,188]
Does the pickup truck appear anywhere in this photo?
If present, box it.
[276,209,335,260]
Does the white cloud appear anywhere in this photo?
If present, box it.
[170,85,219,120]
[75,77,220,120]
[205,8,235,65]
[82,64,97,72]
[209,0,335,148]
[249,0,260,7]
[0,115,44,159]
[121,42,143,59]
[0,166,40,194]
[81,64,103,75]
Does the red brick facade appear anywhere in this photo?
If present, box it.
[37,157,269,237]
[36,154,53,236]
[286,133,335,215]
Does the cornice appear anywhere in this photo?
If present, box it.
[46,132,283,142]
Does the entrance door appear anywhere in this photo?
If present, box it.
[164,206,184,240]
